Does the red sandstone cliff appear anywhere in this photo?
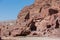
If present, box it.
[1,0,60,37]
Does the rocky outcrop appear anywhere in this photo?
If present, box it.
[1,0,60,37]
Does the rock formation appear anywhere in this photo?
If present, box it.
[1,0,60,37]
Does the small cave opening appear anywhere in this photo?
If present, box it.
[47,25,51,28]
[6,27,8,29]
[49,9,58,15]
[9,32,11,36]
[39,7,42,13]
[30,21,37,31]
[55,20,59,29]
[43,32,46,35]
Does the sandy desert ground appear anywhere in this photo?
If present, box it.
[1,37,60,40]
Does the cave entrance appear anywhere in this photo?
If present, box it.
[30,21,37,31]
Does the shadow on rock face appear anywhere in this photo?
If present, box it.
[14,30,31,36]
[49,9,58,15]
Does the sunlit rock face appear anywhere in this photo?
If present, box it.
[1,0,60,37]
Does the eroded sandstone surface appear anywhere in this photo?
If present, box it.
[1,0,60,37]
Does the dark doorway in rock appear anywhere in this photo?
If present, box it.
[55,20,59,29]
[39,7,42,13]
[9,32,11,36]
[49,9,58,15]
[47,25,51,28]
[30,21,37,31]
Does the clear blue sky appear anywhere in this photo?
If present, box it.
[0,0,34,21]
